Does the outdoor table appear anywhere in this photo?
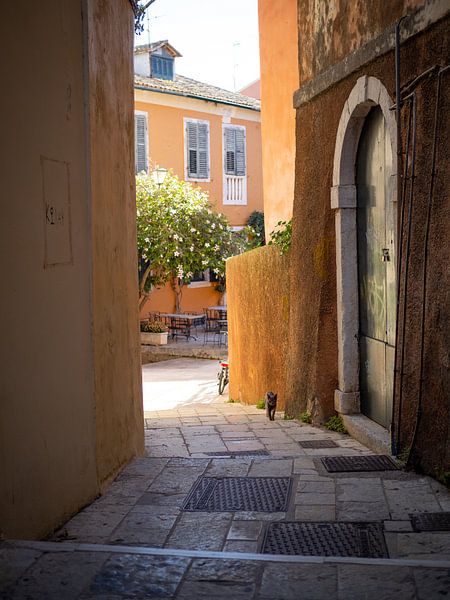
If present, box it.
[161,313,205,321]
[160,313,205,340]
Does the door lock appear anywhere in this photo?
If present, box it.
[381,248,390,262]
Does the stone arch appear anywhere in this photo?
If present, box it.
[331,76,397,417]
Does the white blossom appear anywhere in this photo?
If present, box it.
[190,246,194,252]
[214,244,219,251]
[174,251,180,257]
[205,242,210,248]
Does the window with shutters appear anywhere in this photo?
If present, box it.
[135,111,148,174]
[184,118,210,181]
[223,124,247,205]
[151,55,174,80]
[224,125,246,176]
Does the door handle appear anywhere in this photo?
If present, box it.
[381,248,390,262]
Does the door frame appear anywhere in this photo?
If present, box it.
[331,76,397,421]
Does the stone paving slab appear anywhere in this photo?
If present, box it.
[2,542,450,600]
[50,389,450,564]
[3,361,450,597]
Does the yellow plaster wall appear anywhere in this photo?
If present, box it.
[141,283,221,317]
[133,99,263,227]
[227,246,290,409]
[0,0,98,539]
[87,0,144,487]
[258,0,299,238]
[0,0,143,539]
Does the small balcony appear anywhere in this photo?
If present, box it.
[224,174,247,205]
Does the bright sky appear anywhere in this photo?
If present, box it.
[134,0,260,92]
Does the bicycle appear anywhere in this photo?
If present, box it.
[217,359,229,395]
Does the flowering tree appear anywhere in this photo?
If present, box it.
[136,171,246,312]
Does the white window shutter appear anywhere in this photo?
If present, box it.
[235,128,246,176]
[186,120,209,179]
[135,113,148,173]
[197,122,209,179]
[186,120,198,177]
[224,127,236,175]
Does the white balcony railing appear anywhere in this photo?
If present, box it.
[223,175,247,205]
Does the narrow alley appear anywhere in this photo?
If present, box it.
[2,359,449,599]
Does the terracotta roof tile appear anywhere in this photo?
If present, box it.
[134,74,261,111]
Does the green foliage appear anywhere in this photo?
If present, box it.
[435,467,450,488]
[136,171,248,309]
[246,211,265,245]
[283,414,294,421]
[299,411,312,424]
[397,446,410,463]
[140,320,168,333]
[324,415,347,433]
[132,0,157,33]
[268,219,292,255]
[256,399,266,410]
[227,398,239,404]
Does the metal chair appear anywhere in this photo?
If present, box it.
[169,317,193,341]
[217,319,228,347]
[203,309,220,345]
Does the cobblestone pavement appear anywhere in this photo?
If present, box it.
[2,359,449,599]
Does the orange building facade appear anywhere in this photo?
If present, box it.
[258,0,298,238]
[134,42,263,315]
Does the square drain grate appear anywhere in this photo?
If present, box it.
[299,439,339,449]
[206,450,270,457]
[410,512,450,532]
[182,477,292,512]
[322,455,399,472]
[261,522,388,558]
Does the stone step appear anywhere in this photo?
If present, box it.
[3,540,449,599]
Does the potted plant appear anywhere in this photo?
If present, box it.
[140,320,169,345]
[215,277,227,306]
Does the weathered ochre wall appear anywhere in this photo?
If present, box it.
[289,5,449,475]
[134,97,263,227]
[227,246,290,409]
[0,0,143,539]
[258,0,299,238]
[87,0,144,487]
[298,0,424,83]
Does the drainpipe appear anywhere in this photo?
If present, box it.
[407,64,450,467]
[391,16,407,456]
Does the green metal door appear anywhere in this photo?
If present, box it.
[356,107,396,429]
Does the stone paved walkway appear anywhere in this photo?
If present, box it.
[1,359,450,599]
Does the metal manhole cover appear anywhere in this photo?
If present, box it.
[182,477,292,512]
[299,440,339,449]
[261,522,388,558]
[410,512,450,532]
[206,450,270,457]
[322,455,399,472]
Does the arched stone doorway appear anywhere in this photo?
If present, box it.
[331,76,397,434]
